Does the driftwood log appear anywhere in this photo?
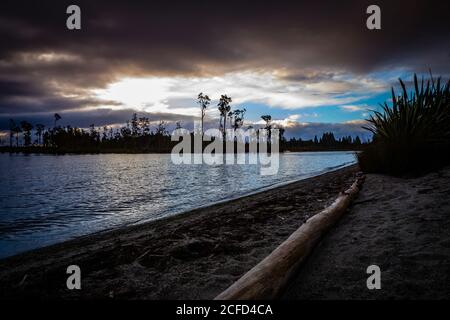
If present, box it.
[215,174,365,300]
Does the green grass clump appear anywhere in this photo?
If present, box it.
[358,73,450,175]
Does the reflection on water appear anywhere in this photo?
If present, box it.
[0,152,356,258]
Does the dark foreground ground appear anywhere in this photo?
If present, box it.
[283,166,450,299]
[0,166,358,299]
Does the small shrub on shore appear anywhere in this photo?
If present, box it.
[358,73,450,175]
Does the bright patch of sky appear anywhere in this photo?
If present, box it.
[94,69,402,126]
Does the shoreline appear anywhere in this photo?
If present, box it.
[132,160,356,227]
[0,146,363,155]
[0,165,359,299]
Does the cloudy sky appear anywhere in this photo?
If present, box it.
[0,0,449,140]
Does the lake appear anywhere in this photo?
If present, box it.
[0,151,356,258]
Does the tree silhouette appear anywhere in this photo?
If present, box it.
[131,113,139,136]
[139,117,151,136]
[197,92,210,138]
[102,126,109,141]
[232,108,246,130]
[35,124,45,145]
[261,115,272,140]
[218,94,232,140]
[278,127,286,143]
[320,132,336,146]
[20,121,33,146]
[9,119,15,147]
[228,110,234,130]
[156,120,168,135]
[54,113,61,128]
[10,122,22,147]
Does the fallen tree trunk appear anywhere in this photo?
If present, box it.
[215,174,365,300]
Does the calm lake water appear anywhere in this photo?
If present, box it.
[0,152,356,258]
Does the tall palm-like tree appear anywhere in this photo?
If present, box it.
[232,108,246,130]
[197,92,210,138]
[218,94,232,140]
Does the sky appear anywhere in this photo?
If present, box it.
[0,0,449,141]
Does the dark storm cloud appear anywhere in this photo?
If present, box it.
[0,0,449,130]
[0,79,43,97]
[1,0,449,77]
[0,95,121,114]
[0,78,122,114]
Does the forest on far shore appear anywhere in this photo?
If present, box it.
[1,94,366,154]
[0,114,365,154]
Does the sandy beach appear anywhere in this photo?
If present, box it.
[0,165,358,299]
[1,164,449,300]
[283,166,450,299]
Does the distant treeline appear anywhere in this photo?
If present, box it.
[284,132,363,152]
[0,116,365,154]
[4,113,177,153]
[1,93,366,154]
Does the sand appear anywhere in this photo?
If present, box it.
[283,166,450,299]
[0,165,358,299]
[2,164,448,300]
